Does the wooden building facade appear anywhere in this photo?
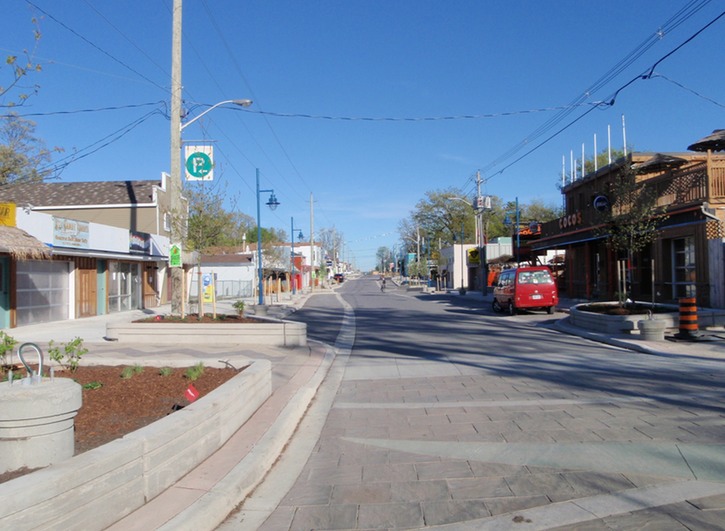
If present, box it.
[532,151,725,308]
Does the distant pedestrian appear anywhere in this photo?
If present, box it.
[380,276,386,292]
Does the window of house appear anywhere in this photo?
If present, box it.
[672,237,696,299]
[163,212,171,232]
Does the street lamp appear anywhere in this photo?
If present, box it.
[446,195,490,294]
[503,196,520,264]
[169,98,253,315]
[256,169,279,306]
[180,99,252,132]
[290,217,304,295]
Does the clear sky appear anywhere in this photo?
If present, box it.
[2,1,724,270]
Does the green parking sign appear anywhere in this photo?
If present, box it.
[186,151,212,179]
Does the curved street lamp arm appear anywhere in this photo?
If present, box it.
[181,99,253,131]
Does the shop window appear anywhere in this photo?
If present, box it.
[672,237,696,299]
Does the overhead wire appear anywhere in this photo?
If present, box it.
[199,1,311,204]
[24,0,168,93]
[475,1,723,186]
[2,101,167,119]
[37,108,164,177]
[650,72,725,109]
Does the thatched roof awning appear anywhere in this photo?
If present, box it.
[0,226,51,259]
[632,153,688,174]
[688,129,725,152]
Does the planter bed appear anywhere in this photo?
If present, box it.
[106,315,307,347]
[570,302,679,334]
[0,359,272,530]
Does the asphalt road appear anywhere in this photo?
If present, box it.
[236,276,725,530]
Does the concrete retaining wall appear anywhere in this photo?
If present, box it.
[106,318,307,347]
[570,302,725,334]
[569,303,678,334]
[0,359,272,531]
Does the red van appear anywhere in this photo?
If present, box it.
[492,266,558,315]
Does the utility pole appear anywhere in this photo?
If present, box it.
[169,0,184,315]
[475,170,488,294]
[309,193,315,289]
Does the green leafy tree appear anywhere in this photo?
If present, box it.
[399,187,476,257]
[0,113,58,184]
[186,184,253,251]
[596,163,667,302]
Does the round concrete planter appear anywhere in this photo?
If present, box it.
[0,377,82,474]
[638,319,667,341]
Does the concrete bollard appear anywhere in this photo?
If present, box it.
[638,319,667,341]
[0,377,82,474]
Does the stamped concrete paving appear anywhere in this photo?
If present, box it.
[231,282,725,530]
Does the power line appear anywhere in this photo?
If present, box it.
[25,1,168,93]
[38,108,163,177]
[650,72,725,109]
[241,103,602,122]
[478,3,724,185]
[2,101,167,119]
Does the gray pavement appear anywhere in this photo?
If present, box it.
[236,284,725,530]
[4,284,725,530]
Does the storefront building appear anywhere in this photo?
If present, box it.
[533,150,725,308]
[0,205,169,328]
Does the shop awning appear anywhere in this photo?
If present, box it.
[0,225,52,259]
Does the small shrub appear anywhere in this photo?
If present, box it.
[184,362,205,381]
[83,381,103,390]
[232,300,245,316]
[120,364,144,379]
[0,331,18,368]
[48,337,88,373]
[158,367,174,377]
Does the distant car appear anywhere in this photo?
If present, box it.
[492,266,558,315]
[333,273,345,283]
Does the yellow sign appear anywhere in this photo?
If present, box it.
[0,203,16,227]
[467,248,480,265]
[203,283,215,303]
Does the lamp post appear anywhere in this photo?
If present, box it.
[446,195,490,294]
[503,197,520,264]
[256,169,279,306]
[290,217,304,295]
[169,98,253,315]
[181,99,252,131]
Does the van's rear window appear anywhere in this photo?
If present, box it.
[518,271,553,284]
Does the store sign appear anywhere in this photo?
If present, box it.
[558,212,583,230]
[53,217,89,249]
[593,195,610,212]
[0,203,16,226]
[130,231,151,254]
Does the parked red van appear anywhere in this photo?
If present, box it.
[492,266,558,315]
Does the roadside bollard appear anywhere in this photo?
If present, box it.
[675,297,700,340]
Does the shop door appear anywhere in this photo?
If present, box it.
[75,259,98,318]
[142,264,158,308]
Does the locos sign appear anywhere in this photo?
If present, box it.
[558,211,582,230]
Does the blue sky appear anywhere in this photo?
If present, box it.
[2,1,724,270]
